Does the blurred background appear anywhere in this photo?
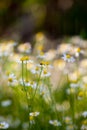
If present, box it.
[1,1,87,130]
[0,0,87,42]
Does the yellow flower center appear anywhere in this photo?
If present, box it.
[30,81,34,85]
[40,61,49,66]
[35,66,39,71]
[29,116,34,121]
[78,91,84,97]
[20,56,29,61]
[37,45,43,51]
[66,54,71,59]
[36,32,44,40]
[77,47,81,53]
[40,51,44,56]
[65,118,70,124]
[25,79,29,82]
[53,121,58,126]
[8,78,13,82]
[43,70,47,74]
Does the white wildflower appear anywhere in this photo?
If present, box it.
[75,47,84,57]
[82,111,87,118]
[62,53,75,63]
[8,73,17,86]
[1,100,12,107]
[49,120,61,126]
[29,112,40,117]
[0,122,9,129]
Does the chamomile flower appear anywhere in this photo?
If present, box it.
[82,111,87,118]
[29,112,40,117]
[31,65,41,74]
[8,73,17,86]
[64,116,72,124]
[39,61,53,69]
[37,51,46,59]
[19,79,37,89]
[62,53,75,63]
[0,122,9,129]
[29,116,35,125]
[75,47,84,57]
[31,63,51,77]
[49,120,61,126]
[29,81,37,89]
[17,56,33,64]
[29,112,40,124]
[1,100,12,107]
[41,69,51,77]
[39,85,49,97]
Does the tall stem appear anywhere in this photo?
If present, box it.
[66,64,75,130]
[22,61,31,129]
[25,61,28,81]
[31,66,43,102]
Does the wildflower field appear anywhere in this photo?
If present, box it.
[1,33,87,130]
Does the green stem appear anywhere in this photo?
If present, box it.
[26,61,28,81]
[22,61,31,129]
[32,66,43,100]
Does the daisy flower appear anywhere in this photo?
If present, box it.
[49,120,61,126]
[64,116,72,124]
[62,53,75,63]
[8,73,17,86]
[1,100,12,107]
[31,65,41,74]
[0,122,9,129]
[29,112,40,124]
[37,51,46,59]
[41,69,51,77]
[19,79,37,89]
[82,111,87,118]
[75,47,84,57]
[17,56,33,64]
[29,112,40,117]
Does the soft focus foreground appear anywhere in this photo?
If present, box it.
[1,34,87,130]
